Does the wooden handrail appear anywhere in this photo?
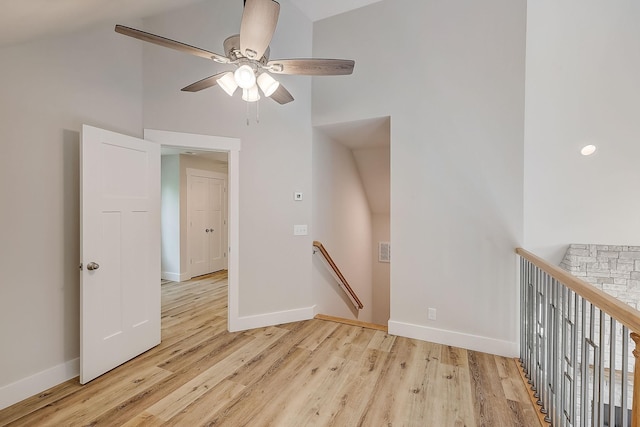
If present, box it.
[313,241,364,310]
[516,247,640,333]
[518,247,640,426]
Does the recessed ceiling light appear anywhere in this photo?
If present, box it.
[184,151,198,156]
[580,145,597,156]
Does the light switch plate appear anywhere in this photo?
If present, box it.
[293,225,308,236]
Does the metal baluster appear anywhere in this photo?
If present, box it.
[536,267,543,407]
[544,274,556,423]
[540,272,549,416]
[532,265,540,399]
[622,326,629,427]
[581,298,588,427]
[597,309,604,427]
[560,285,569,427]
[520,257,526,368]
[609,318,617,427]
[529,263,536,390]
[551,277,561,426]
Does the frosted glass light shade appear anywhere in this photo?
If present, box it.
[242,85,260,102]
[257,73,280,97]
[234,65,256,89]
[217,72,238,96]
[581,145,597,156]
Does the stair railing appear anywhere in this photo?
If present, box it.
[312,241,364,310]
[517,247,640,427]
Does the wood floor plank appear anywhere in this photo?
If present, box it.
[147,327,288,421]
[0,272,541,427]
[5,366,173,427]
[367,329,396,352]
[322,348,392,426]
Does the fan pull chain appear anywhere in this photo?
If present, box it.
[246,100,250,126]
[256,99,260,124]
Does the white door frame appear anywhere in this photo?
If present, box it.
[144,129,240,332]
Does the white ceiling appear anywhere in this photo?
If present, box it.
[289,0,383,22]
[0,0,382,47]
[316,117,390,214]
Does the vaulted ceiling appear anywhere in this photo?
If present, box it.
[0,0,382,47]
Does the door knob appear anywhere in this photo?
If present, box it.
[205,229,210,233]
[87,262,100,271]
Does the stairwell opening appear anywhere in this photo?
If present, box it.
[311,116,391,325]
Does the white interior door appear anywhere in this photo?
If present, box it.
[208,177,226,273]
[187,169,227,278]
[187,174,211,277]
[80,125,160,384]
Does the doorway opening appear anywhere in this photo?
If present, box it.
[160,149,229,282]
[144,129,241,332]
[311,116,391,325]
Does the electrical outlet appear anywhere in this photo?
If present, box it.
[293,225,308,236]
[428,307,437,321]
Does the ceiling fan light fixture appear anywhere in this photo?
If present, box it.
[242,85,261,102]
[234,65,256,89]
[257,73,280,97]
[217,72,238,96]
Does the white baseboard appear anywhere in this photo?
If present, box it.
[161,271,191,282]
[0,358,79,410]
[388,320,519,358]
[229,306,316,332]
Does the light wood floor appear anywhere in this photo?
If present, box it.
[0,272,540,426]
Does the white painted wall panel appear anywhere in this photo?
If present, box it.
[0,22,143,394]
[313,0,526,355]
[141,0,314,316]
[524,1,640,262]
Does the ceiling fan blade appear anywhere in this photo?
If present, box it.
[181,72,228,92]
[270,83,294,104]
[267,59,355,76]
[115,25,229,64]
[240,0,280,60]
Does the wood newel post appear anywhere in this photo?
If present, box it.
[632,332,640,427]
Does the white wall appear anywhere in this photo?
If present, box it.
[372,213,390,325]
[161,155,181,280]
[313,0,526,356]
[141,0,315,317]
[0,22,144,404]
[312,130,373,321]
[524,1,640,263]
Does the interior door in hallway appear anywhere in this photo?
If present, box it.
[187,169,227,278]
[80,125,160,384]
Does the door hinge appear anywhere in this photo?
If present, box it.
[79,263,83,270]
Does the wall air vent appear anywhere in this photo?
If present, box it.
[378,242,391,263]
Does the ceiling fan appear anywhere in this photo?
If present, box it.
[115,0,355,105]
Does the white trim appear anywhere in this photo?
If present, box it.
[0,358,79,410]
[388,320,519,358]
[161,271,190,282]
[145,129,240,152]
[228,306,316,332]
[144,129,241,331]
